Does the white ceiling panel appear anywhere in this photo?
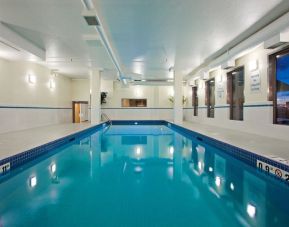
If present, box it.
[0,0,289,79]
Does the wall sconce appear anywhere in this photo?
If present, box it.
[249,59,258,72]
[49,78,56,89]
[168,87,174,96]
[216,73,223,83]
[28,74,36,84]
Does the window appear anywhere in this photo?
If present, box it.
[274,50,289,125]
[268,48,289,125]
[227,67,245,121]
[192,86,198,116]
[121,99,147,107]
[205,79,215,118]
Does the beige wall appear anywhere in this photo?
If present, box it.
[185,45,289,140]
[71,79,181,108]
[71,79,90,103]
[0,58,71,107]
[0,58,72,133]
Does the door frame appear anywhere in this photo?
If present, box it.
[206,78,215,118]
[72,101,88,123]
[227,66,245,121]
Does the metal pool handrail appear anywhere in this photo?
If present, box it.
[101,113,112,133]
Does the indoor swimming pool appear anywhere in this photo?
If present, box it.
[0,123,289,227]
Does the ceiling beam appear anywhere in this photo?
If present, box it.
[0,22,46,60]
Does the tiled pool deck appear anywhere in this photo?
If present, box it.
[175,121,289,164]
[0,123,96,160]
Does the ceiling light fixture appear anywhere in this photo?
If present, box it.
[49,78,56,89]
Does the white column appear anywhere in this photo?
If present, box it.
[90,70,101,124]
[173,71,183,124]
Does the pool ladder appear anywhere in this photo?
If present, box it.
[101,113,112,133]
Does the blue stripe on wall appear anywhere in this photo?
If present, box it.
[0,103,272,110]
[102,104,272,110]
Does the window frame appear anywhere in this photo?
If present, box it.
[192,86,198,116]
[269,47,289,125]
[227,66,245,121]
[205,78,215,118]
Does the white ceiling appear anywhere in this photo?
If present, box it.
[0,0,115,78]
[0,0,289,79]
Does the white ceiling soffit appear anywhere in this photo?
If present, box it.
[189,10,289,78]
[0,22,45,60]
[94,0,289,79]
[0,0,289,79]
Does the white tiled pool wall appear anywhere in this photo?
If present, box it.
[0,107,72,134]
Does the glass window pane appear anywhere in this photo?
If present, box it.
[207,79,215,118]
[121,99,147,107]
[231,68,244,121]
[276,53,289,125]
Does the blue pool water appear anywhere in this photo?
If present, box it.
[0,125,289,227]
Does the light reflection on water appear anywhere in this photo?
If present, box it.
[0,125,288,227]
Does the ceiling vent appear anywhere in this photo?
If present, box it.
[221,60,235,70]
[82,9,100,26]
[82,34,102,47]
[264,32,289,49]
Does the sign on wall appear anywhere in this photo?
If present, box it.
[250,71,261,92]
[216,82,224,98]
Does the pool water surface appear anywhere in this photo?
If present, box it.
[0,125,288,227]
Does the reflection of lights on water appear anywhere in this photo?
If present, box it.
[168,166,174,178]
[198,161,202,170]
[247,204,256,218]
[169,146,174,155]
[50,163,56,174]
[215,176,221,187]
[230,182,235,191]
[209,167,213,172]
[134,166,142,173]
[136,146,141,156]
[30,176,37,188]
[196,144,205,153]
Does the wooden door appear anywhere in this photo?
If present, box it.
[74,103,80,123]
